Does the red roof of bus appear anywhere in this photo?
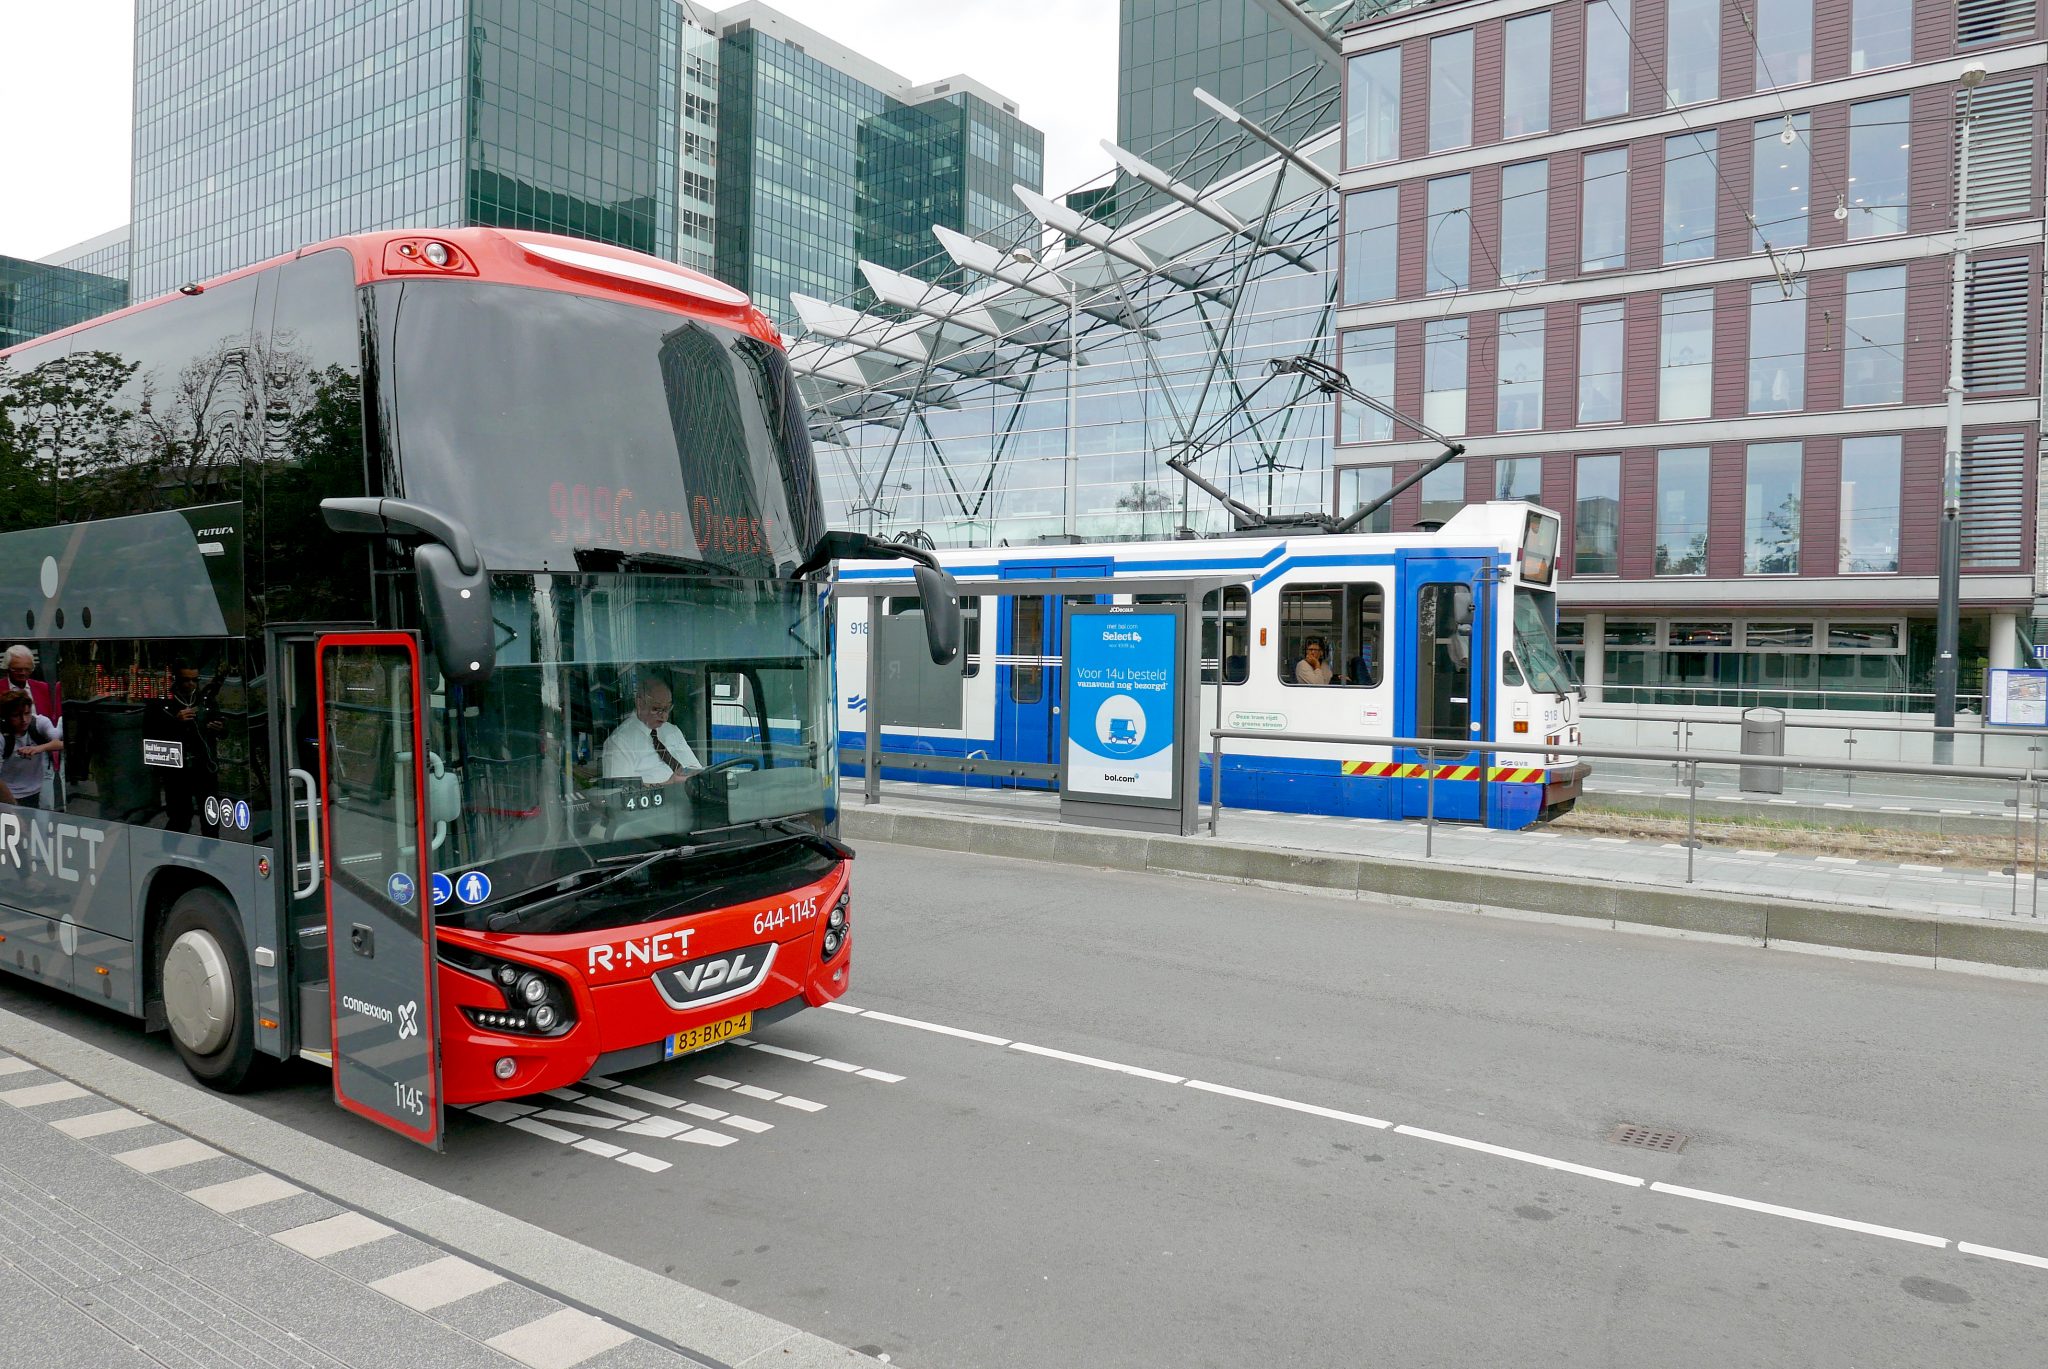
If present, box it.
[6,227,781,355]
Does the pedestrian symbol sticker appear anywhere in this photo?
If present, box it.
[203,797,220,825]
[456,871,492,906]
[233,800,250,831]
[430,873,453,907]
[388,872,416,906]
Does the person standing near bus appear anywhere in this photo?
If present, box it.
[5,645,60,724]
[0,691,61,809]
[147,662,222,832]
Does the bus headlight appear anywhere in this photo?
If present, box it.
[442,947,577,1038]
[821,893,849,961]
[517,973,549,1006]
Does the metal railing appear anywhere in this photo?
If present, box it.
[1585,685,1985,714]
[1581,705,2043,773]
[1207,728,2044,917]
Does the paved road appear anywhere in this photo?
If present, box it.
[6,845,2048,1368]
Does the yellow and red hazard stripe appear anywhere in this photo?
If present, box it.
[1340,760,1548,782]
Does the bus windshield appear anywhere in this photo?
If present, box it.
[425,571,836,933]
[1513,588,1577,696]
[377,279,823,578]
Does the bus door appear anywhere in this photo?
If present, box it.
[995,562,1108,780]
[1394,554,1494,822]
[313,632,443,1149]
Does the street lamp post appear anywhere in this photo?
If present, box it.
[1014,247,1080,542]
[1935,62,1988,766]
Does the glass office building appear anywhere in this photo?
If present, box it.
[131,0,677,300]
[713,6,1043,330]
[0,257,129,349]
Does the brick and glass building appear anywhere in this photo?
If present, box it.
[1335,0,2046,709]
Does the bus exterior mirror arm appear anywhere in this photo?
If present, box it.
[320,497,495,687]
[792,531,960,665]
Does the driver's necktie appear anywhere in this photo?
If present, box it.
[650,729,684,773]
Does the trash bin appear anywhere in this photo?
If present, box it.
[1739,706,1786,795]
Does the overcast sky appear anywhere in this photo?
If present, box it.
[0,0,1117,262]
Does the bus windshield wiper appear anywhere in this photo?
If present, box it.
[483,842,698,931]
[712,816,854,863]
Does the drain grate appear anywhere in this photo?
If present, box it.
[1609,1123,1688,1153]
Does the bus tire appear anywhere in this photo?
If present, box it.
[158,888,263,1092]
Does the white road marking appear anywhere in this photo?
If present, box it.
[579,1076,622,1090]
[1900,864,1945,873]
[680,1130,738,1147]
[115,1138,221,1173]
[273,1211,394,1259]
[696,1075,740,1090]
[677,1102,728,1121]
[1958,1242,2048,1270]
[611,1084,689,1111]
[774,1096,827,1113]
[1010,1042,1185,1084]
[186,1173,303,1214]
[470,1101,539,1123]
[822,1001,864,1014]
[1,1080,89,1107]
[573,1139,627,1159]
[1395,1125,1644,1187]
[1816,856,1859,866]
[1823,803,1853,811]
[1881,806,1909,813]
[371,1254,505,1311]
[51,1107,152,1138]
[732,1083,780,1101]
[718,1115,774,1134]
[616,1117,691,1139]
[814,1058,862,1072]
[564,1095,648,1122]
[1649,1182,1946,1248]
[860,1009,1012,1046]
[508,1118,579,1145]
[1185,1080,1389,1129]
[617,1152,672,1173]
[857,1069,906,1082]
[532,1109,624,1131]
[1587,837,1629,845]
[1735,850,1778,858]
[487,1307,633,1369]
[543,1088,587,1102]
[747,1043,820,1062]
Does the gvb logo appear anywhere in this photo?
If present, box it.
[396,1001,420,1040]
[847,694,868,713]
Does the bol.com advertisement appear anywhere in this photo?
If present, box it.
[1066,611,1178,801]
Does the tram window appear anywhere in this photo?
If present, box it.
[1277,584,1386,687]
[884,595,979,677]
[1135,589,1250,684]
[1010,597,1043,704]
[1415,583,1474,741]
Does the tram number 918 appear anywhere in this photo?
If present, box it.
[623,791,666,811]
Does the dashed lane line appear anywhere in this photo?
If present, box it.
[831,1001,2045,1270]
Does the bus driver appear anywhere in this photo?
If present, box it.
[602,672,702,786]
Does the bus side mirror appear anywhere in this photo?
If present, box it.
[913,565,962,666]
[415,543,495,688]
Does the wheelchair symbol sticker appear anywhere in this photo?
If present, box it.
[430,873,453,907]
[456,871,492,906]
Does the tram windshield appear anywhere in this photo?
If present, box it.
[1513,589,1577,696]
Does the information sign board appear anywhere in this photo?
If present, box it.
[1987,668,2048,728]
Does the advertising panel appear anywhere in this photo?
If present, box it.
[1064,607,1179,804]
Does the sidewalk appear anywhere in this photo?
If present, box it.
[843,780,2048,924]
[0,1013,881,1369]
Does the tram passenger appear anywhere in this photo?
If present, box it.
[1295,637,1336,685]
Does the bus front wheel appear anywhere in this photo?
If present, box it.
[159,888,262,1091]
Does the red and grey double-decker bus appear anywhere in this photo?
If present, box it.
[0,228,956,1148]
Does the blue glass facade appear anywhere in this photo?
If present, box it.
[0,257,129,350]
[131,0,676,301]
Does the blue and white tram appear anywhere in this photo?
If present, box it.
[837,502,1586,830]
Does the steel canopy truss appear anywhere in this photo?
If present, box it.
[792,77,1351,543]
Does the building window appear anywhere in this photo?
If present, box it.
[1752,115,1811,250]
[1338,328,1396,444]
[1498,160,1548,283]
[1851,0,1913,70]
[1655,448,1711,575]
[1744,442,1802,574]
[1958,0,2040,47]
[1839,435,1901,573]
[1577,301,1625,424]
[1584,0,1631,121]
[1345,48,1401,168]
[1659,289,1713,420]
[1965,256,2034,392]
[1753,0,1813,89]
[1420,461,1466,524]
[1494,456,1543,501]
[1580,148,1628,271]
[1496,308,1545,433]
[1430,30,1475,152]
[1575,454,1621,575]
[1342,188,1398,304]
[1845,97,1909,238]
[1747,281,1806,413]
[1425,175,1471,291]
[1843,265,1906,406]
[1662,130,1717,263]
[1423,319,1468,435]
[1338,466,1395,532]
[1666,0,1720,104]
[1959,81,2039,221]
[1502,13,1551,137]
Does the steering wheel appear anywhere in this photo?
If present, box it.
[685,756,760,803]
